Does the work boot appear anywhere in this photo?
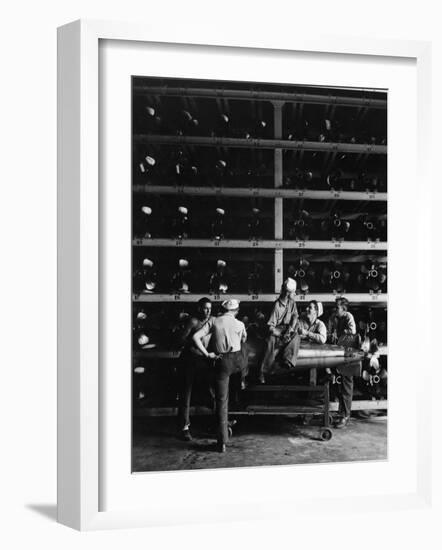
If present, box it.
[335,416,350,429]
[180,428,193,441]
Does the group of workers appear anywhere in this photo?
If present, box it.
[176,277,357,453]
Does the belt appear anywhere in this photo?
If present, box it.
[216,349,241,356]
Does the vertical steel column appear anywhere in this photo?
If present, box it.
[273,101,284,292]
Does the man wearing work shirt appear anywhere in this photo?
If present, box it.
[297,300,327,344]
[327,297,358,428]
[193,299,247,453]
[258,277,299,383]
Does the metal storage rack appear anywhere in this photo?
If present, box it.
[132,80,388,414]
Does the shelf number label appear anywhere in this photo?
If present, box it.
[275,241,283,249]
[176,186,185,194]
[251,294,259,300]
[175,240,183,246]
[370,294,379,300]
[252,241,259,247]
[297,241,305,248]
[135,239,143,245]
[333,191,341,198]
[174,294,181,301]
[296,190,305,198]
[370,242,377,249]
[213,240,220,247]
[367,192,376,200]
[298,294,306,300]
[213,294,220,300]
[252,188,260,196]
[334,242,342,248]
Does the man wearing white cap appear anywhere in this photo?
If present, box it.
[193,299,247,452]
[258,278,299,383]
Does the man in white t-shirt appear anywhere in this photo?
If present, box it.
[193,299,247,452]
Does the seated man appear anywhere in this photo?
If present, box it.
[279,300,326,385]
[258,277,299,383]
[297,300,327,344]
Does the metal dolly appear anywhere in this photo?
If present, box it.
[229,374,333,441]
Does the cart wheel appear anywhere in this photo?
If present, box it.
[320,428,333,441]
[328,414,335,426]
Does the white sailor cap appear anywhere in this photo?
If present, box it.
[221,299,240,311]
[283,277,297,292]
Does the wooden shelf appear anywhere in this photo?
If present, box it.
[133,184,387,202]
[134,134,387,154]
[133,293,388,304]
[133,238,388,251]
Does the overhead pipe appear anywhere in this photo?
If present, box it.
[134,85,387,109]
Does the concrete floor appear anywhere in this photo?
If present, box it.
[132,414,387,472]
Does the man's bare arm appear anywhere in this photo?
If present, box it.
[192,325,218,359]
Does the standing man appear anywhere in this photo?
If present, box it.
[193,299,247,453]
[176,297,215,441]
[327,297,358,428]
[258,278,299,383]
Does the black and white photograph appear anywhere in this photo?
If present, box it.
[131,76,388,472]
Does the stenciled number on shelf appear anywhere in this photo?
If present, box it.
[252,241,259,247]
[334,241,342,248]
[252,188,260,196]
[213,240,221,247]
[174,294,181,301]
[298,294,306,300]
[251,294,259,300]
[175,240,183,246]
[297,241,305,248]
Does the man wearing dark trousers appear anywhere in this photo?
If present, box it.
[327,297,358,429]
[176,297,215,441]
[258,277,299,383]
[193,299,247,453]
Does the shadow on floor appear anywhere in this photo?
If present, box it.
[26,504,57,522]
